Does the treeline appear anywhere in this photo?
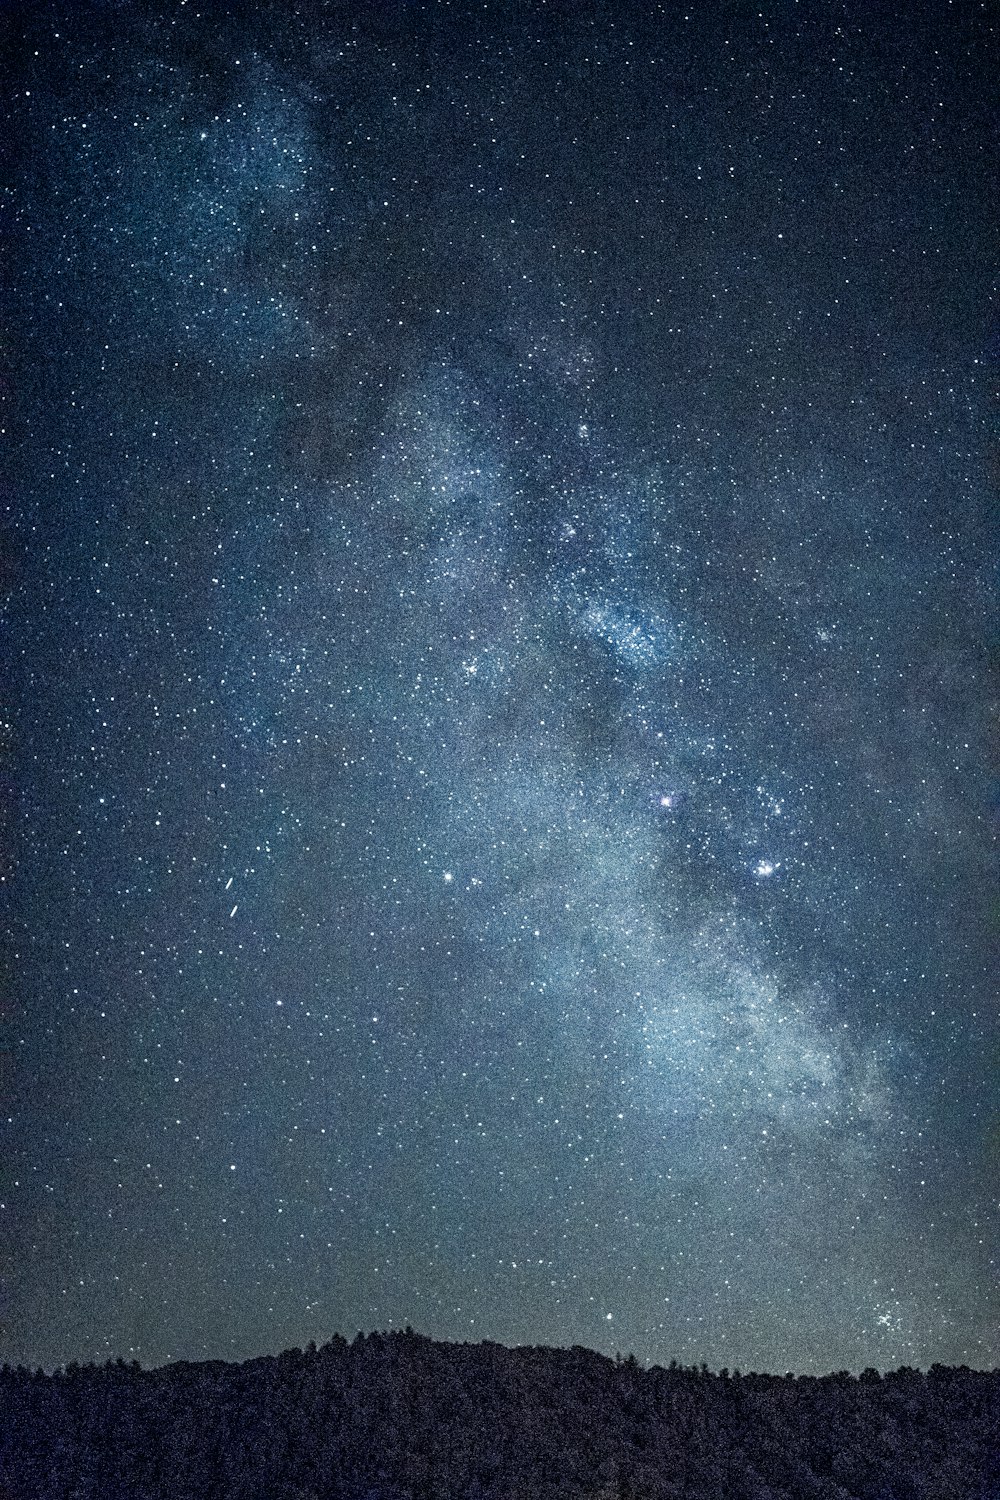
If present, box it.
[1,1330,998,1499]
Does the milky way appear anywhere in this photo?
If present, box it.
[6,0,996,1374]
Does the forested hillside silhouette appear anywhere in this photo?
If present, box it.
[2,1329,997,1499]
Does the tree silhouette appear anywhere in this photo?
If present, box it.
[0,1339,997,1499]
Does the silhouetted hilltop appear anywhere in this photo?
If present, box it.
[2,1331,998,1499]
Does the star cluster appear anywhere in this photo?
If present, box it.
[5,0,996,1375]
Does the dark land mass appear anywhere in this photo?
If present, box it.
[2,1330,998,1499]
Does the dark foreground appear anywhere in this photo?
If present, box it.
[2,1331,998,1499]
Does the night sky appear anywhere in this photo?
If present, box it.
[6,0,997,1377]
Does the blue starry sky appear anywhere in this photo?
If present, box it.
[5,0,997,1374]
